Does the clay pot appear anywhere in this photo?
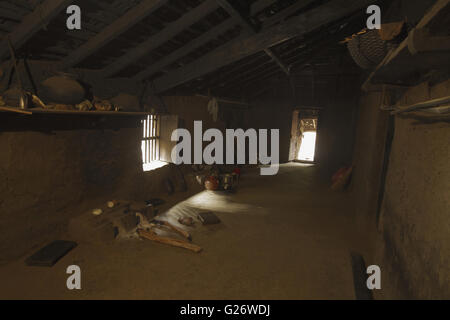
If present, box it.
[93,99,113,111]
[40,73,86,105]
[2,86,29,108]
[204,176,219,191]
[111,93,140,111]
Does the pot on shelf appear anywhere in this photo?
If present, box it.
[2,86,29,108]
[40,72,86,105]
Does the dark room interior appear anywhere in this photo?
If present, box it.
[0,0,449,301]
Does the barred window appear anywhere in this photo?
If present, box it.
[141,115,166,171]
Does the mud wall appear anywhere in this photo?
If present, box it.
[0,115,144,263]
[163,95,249,164]
[247,72,362,173]
[0,95,245,263]
[352,79,450,299]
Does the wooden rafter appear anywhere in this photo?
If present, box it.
[222,15,364,95]
[133,18,240,81]
[250,0,277,16]
[0,0,72,60]
[216,0,290,75]
[197,53,270,90]
[151,0,374,94]
[101,0,219,78]
[60,0,168,69]
[262,0,316,29]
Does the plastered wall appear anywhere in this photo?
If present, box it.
[352,79,450,299]
[0,95,246,263]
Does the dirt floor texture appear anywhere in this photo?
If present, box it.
[0,164,369,300]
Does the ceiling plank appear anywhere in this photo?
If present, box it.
[262,0,316,29]
[250,0,277,16]
[60,0,168,69]
[216,0,290,75]
[264,48,290,74]
[0,0,72,60]
[101,0,219,78]
[152,0,374,93]
[216,0,255,32]
[133,18,240,81]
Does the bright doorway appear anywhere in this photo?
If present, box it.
[298,131,317,162]
[289,110,319,163]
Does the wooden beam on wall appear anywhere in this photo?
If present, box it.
[59,0,168,69]
[0,0,72,60]
[134,18,239,81]
[101,0,219,78]
[152,0,374,94]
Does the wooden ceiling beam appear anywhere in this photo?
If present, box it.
[152,0,374,94]
[201,11,364,93]
[101,0,219,78]
[250,0,277,16]
[60,0,168,69]
[261,0,316,29]
[207,58,274,90]
[216,0,290,75]
[0,0,72,60]
[133,18,239,81]
[197,53,270,90]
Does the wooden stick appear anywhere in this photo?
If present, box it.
[0,106,32,115]
[137,229,202,253]
[7,36,23,90]
[161,221,192,241]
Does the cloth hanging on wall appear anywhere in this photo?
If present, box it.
[207,97,219,122]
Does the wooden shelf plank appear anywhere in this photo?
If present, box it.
[362,0,450,91]
[0,106,152,116]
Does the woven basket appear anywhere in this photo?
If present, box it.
[347,30,395,69]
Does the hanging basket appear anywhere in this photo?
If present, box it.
[347,30,395,69]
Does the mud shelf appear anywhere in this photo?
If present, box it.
[0,106,154,116]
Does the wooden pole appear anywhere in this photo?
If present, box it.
[137,229,202,253]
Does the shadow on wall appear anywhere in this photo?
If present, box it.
[352,79,450,299]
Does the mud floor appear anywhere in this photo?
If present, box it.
[0,163,370,299]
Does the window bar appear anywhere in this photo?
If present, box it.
[156,116,160,161]
[141,117,145,163]
[147,115,150,164]
[145,116,148,164]
[146,115,149,164]
[150,115,153,163]
[153,115,156,162]
[147,115,151,164]
[149,115,152,163]
[150,115,154,162]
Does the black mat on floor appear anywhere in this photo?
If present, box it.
[198,212,221,225]
[25,240,77,267]
[350,252,374,300]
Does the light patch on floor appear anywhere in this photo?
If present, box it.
[164,190,270,220]
[0,163,369,300]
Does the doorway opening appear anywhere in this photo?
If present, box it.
[289,109,319,163]
[297,119,318,162]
